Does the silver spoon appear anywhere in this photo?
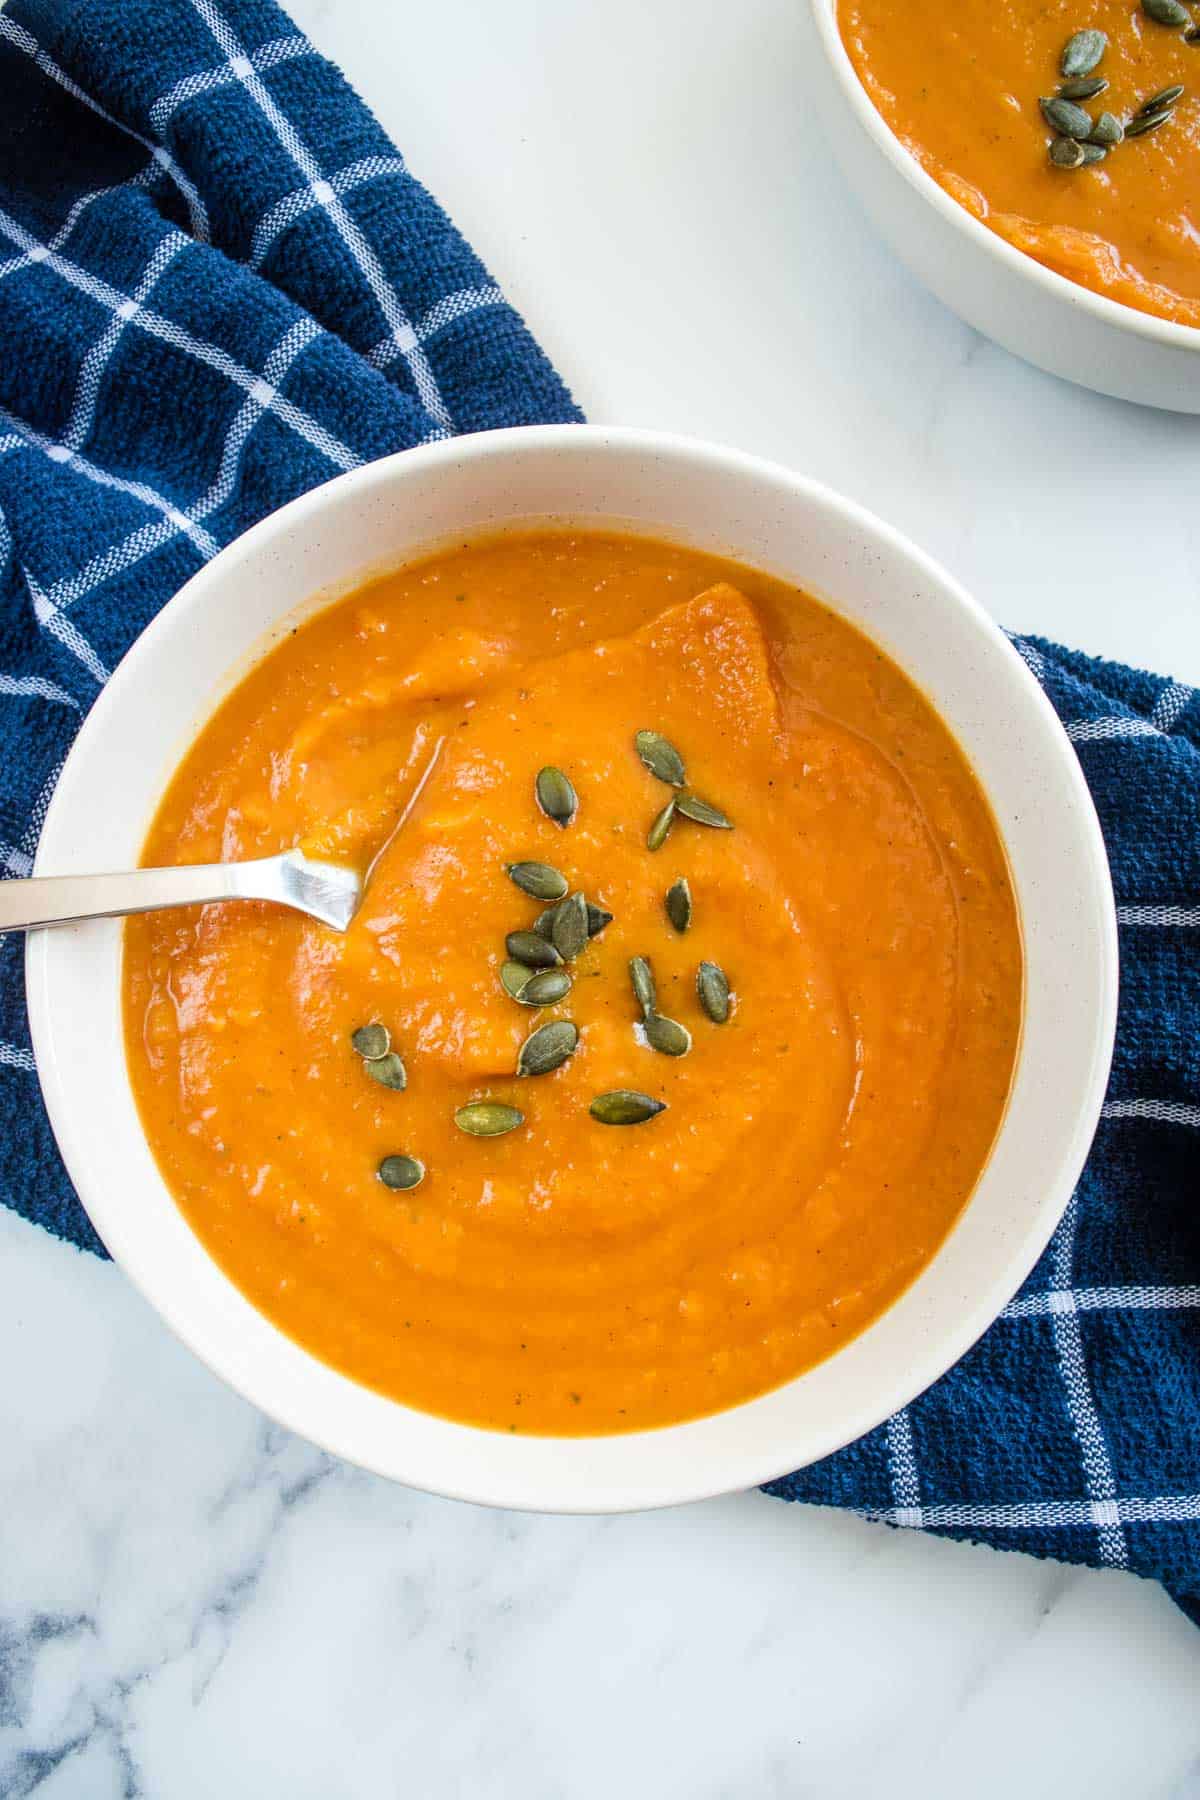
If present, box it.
[0,737,445,937]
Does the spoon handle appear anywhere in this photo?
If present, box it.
[0,857,282,932]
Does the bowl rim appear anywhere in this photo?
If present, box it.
[25,424,1119,1512]
[807,0,1200,352]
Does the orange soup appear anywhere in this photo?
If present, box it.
[840,0,1200,325]
[123,532,1022,1435]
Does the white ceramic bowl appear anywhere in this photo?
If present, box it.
[804,0,1200,411]
[27,427,1117,1511]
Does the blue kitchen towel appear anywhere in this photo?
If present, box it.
[0,0,1197,1621]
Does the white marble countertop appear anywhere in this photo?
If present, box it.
[4,0,1200,1793]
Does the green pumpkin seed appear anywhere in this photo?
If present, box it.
[378,1154,424,1190]
[664,876,692,934]
[1049,135,1087,165]
[1059,75,1108,99]
[1079,140,1108,162]
[365,1051,408,1090]
[589,1089,667,1125]
[1089,111,1124,144]
[1039,96,1094,139]
[551,890,589,962]
[516,967,573,1007]
[532,904,558,939]
[634,729,687,787]
[1060,28,1107,77]
[643,1012,692,1057]
[1125,107,1171,135]
[1139,83,1185,111]
[506,930,563,969]
[506,860,568,901]
[629,955,657,1018]
[500,959,534,1000]
[535,765,578,827]
[455,1100,524,1136]
[586,901,614,938]
[516,1019,579,1077]
[647,797,676,851]
[351,1023,390,1060]
[676,791,734,829]
[1143,0,1189,25]
[697,961,731,1024]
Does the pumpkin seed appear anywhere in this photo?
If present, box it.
[634,729,687,787]
[517,967,573,1007]
[506,860,568,901]
[643,1012,692,1057]
[535,764,578,827]
[665,877,692,934]
[1049,135,1087,165]
[1089,111,1124,144]
[501,959,534,1000]
[532,904,558,939]
[1125,106,1171,135]
[517,1019,579,1077]
[676,791,734,829]
[589,1089,667,1125]
[629,955,657,1017]
[1060,28,1107,77]
[1143,0,1189,25]
[697,960,731,1024]
[551,890,589,962]
[378,1154,424,1190]
[455,1100,524,1136]
[1059,75,1108,99]
[351,1023,390,1060]
[586,901,614,938]
[365,1051,408,1090]
[1079,140,1108,162]
[1138,83,1185,111]
[647,797,676,851]
[506,930,563,969]
[1039,95,1094,138]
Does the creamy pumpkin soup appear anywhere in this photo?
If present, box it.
[123,532,1022,1435]
[840,0,1200,325]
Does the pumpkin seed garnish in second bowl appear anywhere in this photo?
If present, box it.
[1059,74,1108,100]
[455,1100,524,1137]
[1138,83,1185,112]
[643,1012,692,1057]
[506,860,568,901]
[1089,111,1124,145]
[634,729,687,787]
[551,890,589,962]
[1049,136,1087,167]
[676,791,734,830]
[365,1051,408,1090]
[516,967,573,1007]
[1060,28,1106,76]
[647,797,676,851]
[506,930,563,969]
[629,955,657,1017]
[535,764,578,827]
[1125,107,1172,136]
[589,1089,667,1125]
[1143,0,1190,25]
[351,1023,390,1060]
[1078,141,1108,162]
[378,1154,425,1190]
[516,1019,580,1077]
[1039,95,1094,139]
[697,960,732,1024]
[664,876,692,934]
